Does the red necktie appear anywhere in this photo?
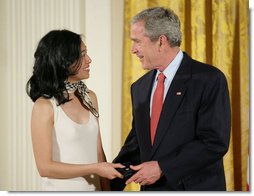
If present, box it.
[150,73,165,145]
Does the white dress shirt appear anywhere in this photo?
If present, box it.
[150,50,183,116]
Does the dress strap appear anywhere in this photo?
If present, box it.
[49,98,59,124]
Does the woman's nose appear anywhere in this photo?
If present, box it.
[87,55,92,63]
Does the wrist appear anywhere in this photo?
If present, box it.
[155,161,163,177]
[89,163,99,175]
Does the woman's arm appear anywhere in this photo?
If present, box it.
[97,129,111,190]
[31,97,122,180]
[89,90,114,190]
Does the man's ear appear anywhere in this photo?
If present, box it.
[158,35,168,47]
[157,35,168,50]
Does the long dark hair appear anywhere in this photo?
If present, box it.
[26,29,82,105]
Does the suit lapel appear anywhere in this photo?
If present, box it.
[136,70,156,159]
[150,54,192,157]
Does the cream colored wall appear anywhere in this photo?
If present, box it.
[0,0,124,191]
[111,0,124,160]
[0,0,9,190]
[84,0,124,162]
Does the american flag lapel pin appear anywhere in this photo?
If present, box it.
[176,91,182,96]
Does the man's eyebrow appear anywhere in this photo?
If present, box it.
[81,49,87,53]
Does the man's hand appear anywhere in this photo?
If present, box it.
[125,161,162,186]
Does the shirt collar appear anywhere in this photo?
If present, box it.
[155,50,183,80]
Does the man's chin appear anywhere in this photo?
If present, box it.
[141,64,152,70]
[140,63,148,70]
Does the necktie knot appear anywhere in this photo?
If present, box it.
[157,73,165,83]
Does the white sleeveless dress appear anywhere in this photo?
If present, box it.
[41,98,101,191]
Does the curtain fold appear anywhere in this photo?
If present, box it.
[122,0,249,191]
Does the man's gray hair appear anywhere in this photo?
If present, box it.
[132,7,182,47]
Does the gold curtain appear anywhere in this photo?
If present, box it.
[122,0,249,191]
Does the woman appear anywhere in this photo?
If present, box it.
[26,30,123,191]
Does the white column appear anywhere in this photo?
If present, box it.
[3,0,83,191]
[0,0,124,190]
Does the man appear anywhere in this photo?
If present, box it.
[111,7,231,191]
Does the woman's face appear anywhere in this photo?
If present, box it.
[68,41,92,83]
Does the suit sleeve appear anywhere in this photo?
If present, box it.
[158,70,231,188]
[110,85,141,191]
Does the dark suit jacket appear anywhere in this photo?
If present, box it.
[111,52,231,191]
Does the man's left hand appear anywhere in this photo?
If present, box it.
[125,161,162,186]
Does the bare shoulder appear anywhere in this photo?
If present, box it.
[32,97,53,117]
[87,89,99,111]
[87,89,97,100]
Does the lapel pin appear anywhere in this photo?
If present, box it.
[176,92,182,96]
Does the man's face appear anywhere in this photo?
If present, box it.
[130,21,160,70]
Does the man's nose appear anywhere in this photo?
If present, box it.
[131,45,137,54]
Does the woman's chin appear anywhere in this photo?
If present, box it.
[84,74,90,79]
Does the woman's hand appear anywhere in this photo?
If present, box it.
[95,162,124,179]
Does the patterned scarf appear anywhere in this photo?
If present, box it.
[65,81,99,118]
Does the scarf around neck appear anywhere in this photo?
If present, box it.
[65,81,99,118]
